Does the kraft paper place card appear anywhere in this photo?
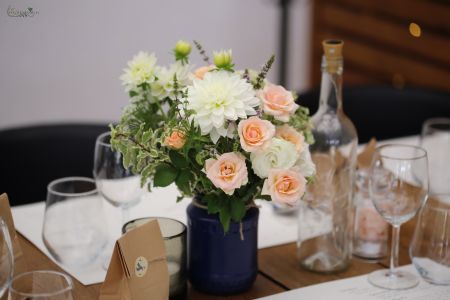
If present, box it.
[0,193,28,275]
[100,219,169,300]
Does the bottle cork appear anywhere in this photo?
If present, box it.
[322,39,344,73]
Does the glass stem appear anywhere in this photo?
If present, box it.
[389,224,400,276]
[121,206,129,233]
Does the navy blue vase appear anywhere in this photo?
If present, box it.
[187,200,259,295]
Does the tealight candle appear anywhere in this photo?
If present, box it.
[123,217,187,300]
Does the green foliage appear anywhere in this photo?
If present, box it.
[288,105,315,145]
[154,164,178,187]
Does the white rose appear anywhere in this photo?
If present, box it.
[250,138,298,178]
[295,145,316,177]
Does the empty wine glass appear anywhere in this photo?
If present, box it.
[0,217,14,298]
[9,270,73,300]
[420,117,450,194]
[410,194,450,285]
[368,144,429,290]
[93,132,143,227]
[43,177,108,267]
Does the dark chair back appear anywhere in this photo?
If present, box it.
[0,124,109,206]
[297,86,450,143]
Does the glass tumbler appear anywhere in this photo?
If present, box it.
[352,169,388,260]
[9,270,73,300]
[410,194,450,285]
[420,117,450,194]
[43,177,108,267]
[123,217,187,300]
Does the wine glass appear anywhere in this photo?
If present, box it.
[0,217,14,298]
[93,131,143,227]
[368,144,429,290]
[9,270,73,300]
[420,117,450,194]
[42,177,108,267]
[93,132,143,268]
[410,194,450,285]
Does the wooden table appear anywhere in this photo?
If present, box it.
[16,216,417,299]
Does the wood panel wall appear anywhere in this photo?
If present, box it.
[310,0,450,91]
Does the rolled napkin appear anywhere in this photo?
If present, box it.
[100,220,169,300]
[0,193,28,275]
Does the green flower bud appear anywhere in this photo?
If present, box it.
[213,49,233,69]
[174,40,192,57]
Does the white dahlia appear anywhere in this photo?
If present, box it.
[186,71,260,143]
[120,52,157,90]
[151,62,192,100]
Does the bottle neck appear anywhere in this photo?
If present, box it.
[318,56,343,113]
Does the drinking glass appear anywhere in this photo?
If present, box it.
[368,144,429,290]
[9,270,73,300]
[0,217,14,298]
[420,117,450,194]
[410,194,450,285]
[43,177,108,267]
[93,132,142,227]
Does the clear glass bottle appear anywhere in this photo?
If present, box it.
[297,40,358,273]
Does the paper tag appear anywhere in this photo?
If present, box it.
[135,256,148,278]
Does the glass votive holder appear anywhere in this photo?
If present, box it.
[410,194,450,285]
[123,217,187,299]
[9,270,74,300]
[352,169,388,261]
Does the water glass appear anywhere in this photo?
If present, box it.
[420,118,450,194]
[123,217,187,300]
[368,144,429,290]
[9,270,73,300]
[0,217,14,298]
[43,177,108,267]
[410,194,450,285]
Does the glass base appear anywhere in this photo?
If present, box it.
[368,269,419,290]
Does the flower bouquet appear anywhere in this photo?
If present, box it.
[111,40,315,294]
[111,40,315,232]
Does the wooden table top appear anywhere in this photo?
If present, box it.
[16,216,417,299]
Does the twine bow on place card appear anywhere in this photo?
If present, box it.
[0,193,28,276]
[99,220,169,300]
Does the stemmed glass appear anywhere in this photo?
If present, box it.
[94,131,143,270]
[368,144,429,290]
[93,132,143,227]
[43,177,108,267]
[0,217,14,298]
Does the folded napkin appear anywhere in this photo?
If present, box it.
[100,219,169,300]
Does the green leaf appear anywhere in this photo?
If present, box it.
[175,169,192,194]
[219,204,231,233]
[205,193,221,214]
[169,150,188,169]
[153,163,178,187]
[230,200,246,222]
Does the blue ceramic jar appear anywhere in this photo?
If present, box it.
[187,201,259,295]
